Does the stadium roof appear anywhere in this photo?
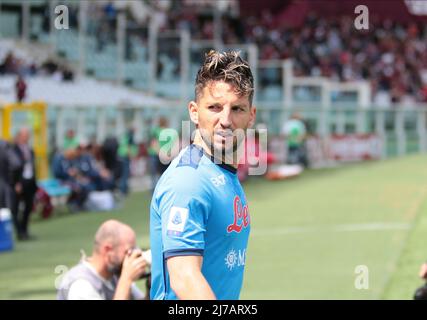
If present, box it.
[0,75,178,107]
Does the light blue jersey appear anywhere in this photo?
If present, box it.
[150,144,251,300]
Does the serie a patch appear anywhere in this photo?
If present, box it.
[167,206,189,236]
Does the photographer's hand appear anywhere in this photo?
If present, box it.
[113,250,148,300]
[122,249,148,282]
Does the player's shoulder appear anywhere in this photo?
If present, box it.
[167,144,211,179]
[175,144,205,170]
[157,145,212,193]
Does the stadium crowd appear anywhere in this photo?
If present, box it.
[90,0,423,104]
[0,51,75,83]
[2,1,426,104]
[51,118,175,213]
[161,6,427,104]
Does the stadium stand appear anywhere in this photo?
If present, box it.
[1,0,427,192]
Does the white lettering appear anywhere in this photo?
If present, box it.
[54,5,69,30]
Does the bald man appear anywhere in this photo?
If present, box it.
[57,220,150,300]
[12,128,37,240]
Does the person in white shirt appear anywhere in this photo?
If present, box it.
[57,219,151,300]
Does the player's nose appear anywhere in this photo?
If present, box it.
[219,107,232,128]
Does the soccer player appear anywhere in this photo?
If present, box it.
[150,50,256,300]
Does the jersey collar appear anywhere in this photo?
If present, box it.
[191,144,237,174]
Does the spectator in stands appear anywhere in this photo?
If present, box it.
[76,141,115,192]
[147,117,177,191]
[62,66,75,82]
[0,52,18,74]
[282,113,309,167]
[15,75,27,103]
[41,59,59,75]
[118,128,138,195]
[52,148,92,211]
[57,219,151,300]
[12,128,38,240]
[161,5,427,103]
[101,136,122,189]
[63,129,79,151]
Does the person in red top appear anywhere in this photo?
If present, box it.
[15,75,27,103]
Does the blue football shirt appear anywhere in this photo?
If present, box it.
[150,144,251,300]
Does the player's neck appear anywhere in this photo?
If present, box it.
[193,133,239,169]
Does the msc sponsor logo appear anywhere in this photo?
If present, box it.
[225,249,247,271]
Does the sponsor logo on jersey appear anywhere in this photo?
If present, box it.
[167,206,189,236]
[225,249,246,270]
[210,174,226,187]
[227,196,250,233]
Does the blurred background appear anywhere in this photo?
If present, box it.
[1,0,427,300]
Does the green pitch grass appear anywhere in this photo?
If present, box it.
[1,154,426,299]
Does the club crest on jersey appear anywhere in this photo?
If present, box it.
[227,196,250,233]
[167,206,189,236]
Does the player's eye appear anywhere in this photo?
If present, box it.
[232,106,244,112]
[208,105,221,111]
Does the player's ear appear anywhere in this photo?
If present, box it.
[248,105,257,128]
[188,101,199,125]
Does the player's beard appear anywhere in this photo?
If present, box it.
[198,128,246,165]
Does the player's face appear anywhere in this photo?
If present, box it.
[189,81,256,156]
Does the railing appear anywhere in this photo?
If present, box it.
[3,102,424,159]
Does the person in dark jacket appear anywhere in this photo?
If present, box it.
[12,128,38,240]
[76,142,115,192]
[52,148,90,211]
[0,139,20,211]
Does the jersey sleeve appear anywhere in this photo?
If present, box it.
[157,169,211,259]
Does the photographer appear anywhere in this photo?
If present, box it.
[414,262,427,299]
[57,220,151,300]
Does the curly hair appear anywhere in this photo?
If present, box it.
[195,50,254,105]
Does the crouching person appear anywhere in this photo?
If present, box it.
[57,220,151,300]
